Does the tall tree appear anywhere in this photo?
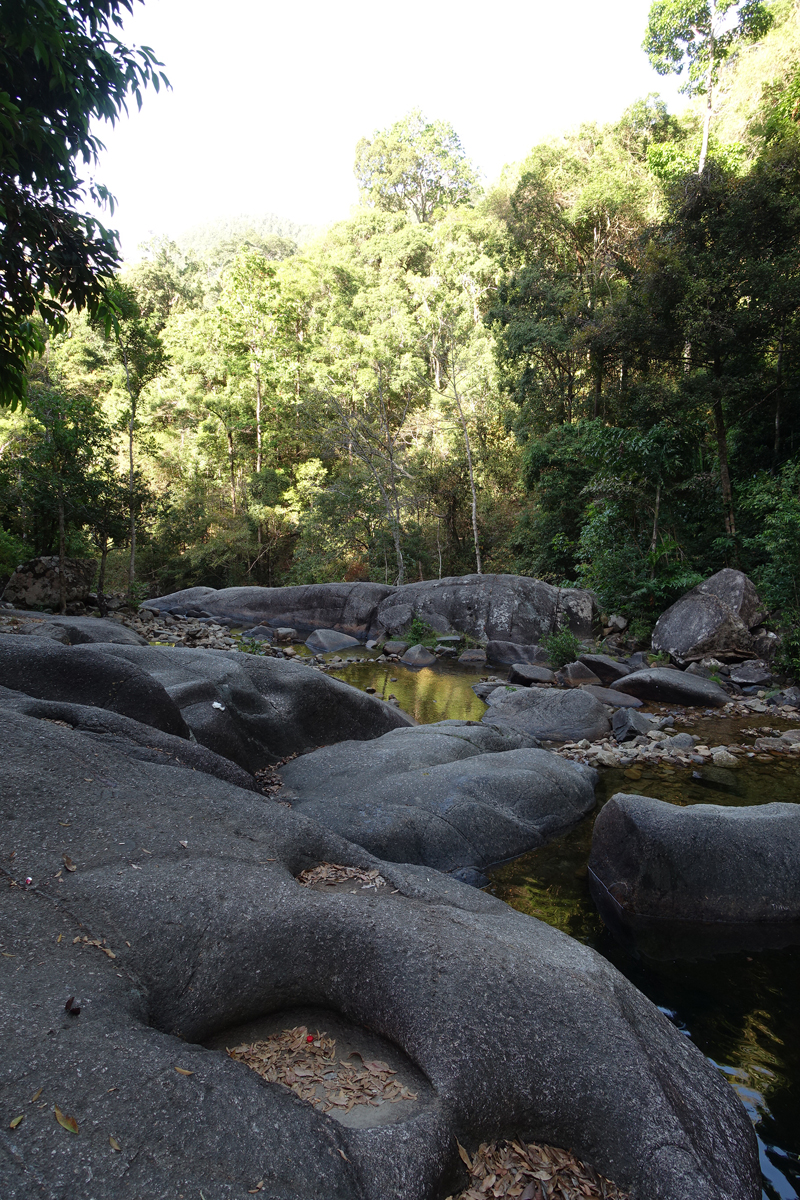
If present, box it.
[0,0,168,407]
[354,109,478,223]
[643,0,772,171]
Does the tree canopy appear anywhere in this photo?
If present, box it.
[354,109,479,224]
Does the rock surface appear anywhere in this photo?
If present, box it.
[0,707,759,1200]
[400,644,437,667]
[144,575,595,646]
[279,721,596,872]
[612,708,655,742]
[305,628,361,654]
[578,653,631,684]
[11,611,148,645]
[74,643,413,772]
[590,791,800,924]
[0,634,189,738]
[651,569,766,662]
[482,685,611,743]
[485,640,550,667]
[1,555,97,608]
[611,668,729,707]
[508,663,555,686]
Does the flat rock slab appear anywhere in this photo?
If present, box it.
[559,661,601,687]
[458,648,486,665]
[729,660,772,686]
[483,685,611,743]
[611,668,729,707]
[612,709,655,742]
[75,643,412,772]
[0,707,758,1200]
[279,721,596,872]
[306,628,361,654]
[383,640,409,655]
[590,792,800,925]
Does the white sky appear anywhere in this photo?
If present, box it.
[92,0,687,259]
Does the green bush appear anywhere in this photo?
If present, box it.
[406,614,438,646]
[541,627,582,669]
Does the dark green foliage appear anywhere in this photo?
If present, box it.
[541,628,582,669]
[0,0,167,407]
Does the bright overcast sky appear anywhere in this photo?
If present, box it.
[93,0,686,259]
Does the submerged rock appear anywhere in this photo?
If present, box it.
[279,720,595,873]
[0,709,758,1200]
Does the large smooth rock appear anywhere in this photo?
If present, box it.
[612,708,655,742]
[0,634,189,738]
[144,582,394,638]
[652,569,766,662]
[589,792,800,924]
[611,668,729,707]
[0,683,256,791]
[378,575,594,643]
[144,575,596,648]
[0,708,759,1200]
[482,685,611,743]
[76,644,413,772]
[12,611,148,645]
[1,555,97,608]
[279,721,595,872]
[486,640,550,666]
[305,628,361,654]
[583,684,643,708]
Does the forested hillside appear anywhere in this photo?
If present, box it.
[3,0,800,642]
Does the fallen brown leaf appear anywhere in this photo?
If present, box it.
[109,1135,121,1151]
[30,1087,43,1102]
[174,1067,193,1076]
[54,1106,79,1134]
[62,855,76,873]
[9,1115,23,1129]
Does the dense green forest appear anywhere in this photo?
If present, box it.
[3,0,800,640]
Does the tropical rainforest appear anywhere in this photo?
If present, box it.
[3,0,800,644]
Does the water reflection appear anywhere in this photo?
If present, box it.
[489,763,800,1200]
[324,654,490,724]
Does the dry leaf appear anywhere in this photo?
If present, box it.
[178,840,188,849]
[30,1088,43,1102]
[457,1142,474,1171]
[174,1067,193,1076]
[62,855,76,873]
[64,996,80,1016]
[248,1184,264,1194]
[54,1106,79,1134]
[9,1115,23,1129]
[109,1135,121,1152]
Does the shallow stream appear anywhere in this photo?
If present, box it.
[320,650,800,1199]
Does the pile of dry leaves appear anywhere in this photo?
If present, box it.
[228,1025,417,1114]
[448,1140,629,1200]
[296,862,386,889]
[254,753,296,800]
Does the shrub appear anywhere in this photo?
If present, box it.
[541,627,582,669]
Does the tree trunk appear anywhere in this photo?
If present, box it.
[649,482,661,579]
[97,536,109,616]
[227,429,237,514]
[255,367,263,474]
[712,397,736,537]
[453,386,481,574]
[121,346,137,600]
[774,314,786,471]
[57,481,66,614]
[698,49,714,174]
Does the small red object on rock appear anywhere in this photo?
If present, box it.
[306,1035,314,1043]
[24,877,33,885]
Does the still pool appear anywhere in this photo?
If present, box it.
[323,654,800,1199]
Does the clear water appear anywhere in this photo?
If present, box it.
[319,654,800,1199]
